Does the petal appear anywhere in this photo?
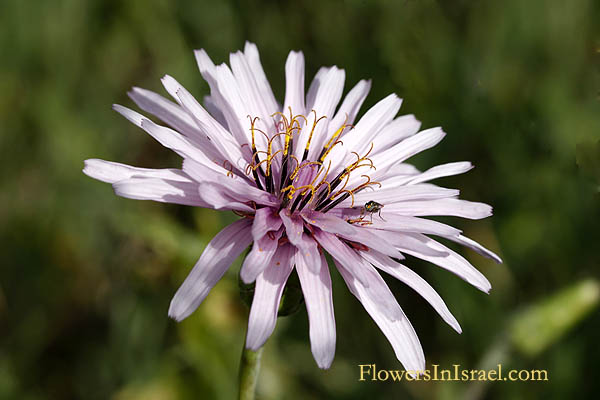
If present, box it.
[210,63,255,148]
[230,50,275,137]
[279,209,304,247]
[127,86,218,157]
[182,159,277,207]
[405,162,474,185]
[195,182,256,212]
[342,93,403,157]
[295,233,321,274]
[399,233,492,293]
[314,229,402,320]
[112,177,208,207]
[445,234,502,264]
[203,95,228,128]
[338,184,459,207]
[245,244,295,350]
[162,75,249,169]
[240,228,282,284]
[251,207,283,241]
[243,42,279,115]
[83,159,190,184]
[329,79,372,132]
[335,260,426,373]
[370,230,450,257]
[301,210,356,236]
[283,51,306,116]
[305,67,328,109]
[367,127,446,183]
[300,67,345,160]
[384,198,493,220]
[362,250,462,333]
[113,104,210,164]
[384,127,446,164]
[169,219,253,321]
[372,114,422,152]
[366,215,462,237]
[296,248,336,369]
[313,228,370,287]
[305,211,401,257]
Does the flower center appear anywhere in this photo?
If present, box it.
[242,109,381,214]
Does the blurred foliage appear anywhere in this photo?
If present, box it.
[1,0,599,399]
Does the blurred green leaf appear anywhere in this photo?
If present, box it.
[510,279,600,357]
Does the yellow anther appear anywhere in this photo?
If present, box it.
[336,189,356,207]
[319,139,344,162]
[320,114,353,162]
[354,175,382,192]
[304,110,327,152]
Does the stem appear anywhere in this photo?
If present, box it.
[238,343,263,400]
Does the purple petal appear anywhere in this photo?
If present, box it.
[251,207,283,241]
[196,182,254,212]
[279,209,304,247]
[242,42,279,116]
[161,75,249,168]
[283,51,306,117]
[369,230,449,257]
[296,248,336,369]
[313,228,370,287]
[83,159,190,184]
[183,159,277,207]
[169,218,253,321]
[342,93,402,157]
[373,114,422,151]
[314,229,403,320]
[301,210,356,236]
[305,211,401,258]
[384,198,493,220]
[300,67,345,160]
[335,260,426,374]
[399,233,492,293]
[329,79,371,129]
[338,184,459,208]
[367,214,461,237]
[362,250,462,333]
[112,177,209,207]
[240,228,283,284]
[445,234,502,264]
[405,162,473,185]
[127,86,220,159]
[246,244,294,350]
[295,233,321,274]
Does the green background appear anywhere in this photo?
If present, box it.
[1,0,599,399]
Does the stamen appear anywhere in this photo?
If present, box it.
[318,114,353,162]
[303,110,327,161]
[297,161,332,211]
[290,161,322,181]
[222,160,234,178]
[247,116,264,190]
[321,191,351,213]
[244,110,379,215]
[353,175,382,193]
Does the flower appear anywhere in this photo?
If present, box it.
[83,42,501,372]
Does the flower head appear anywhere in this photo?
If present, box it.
[84,42,501,371]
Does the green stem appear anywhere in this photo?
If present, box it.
[238,342,263,400]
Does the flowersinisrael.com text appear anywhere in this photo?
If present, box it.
[358,364,548,382]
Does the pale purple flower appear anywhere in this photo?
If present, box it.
[84,42,501,372]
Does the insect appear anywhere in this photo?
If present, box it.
[364,200,384,222]
[346,200,385,225]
